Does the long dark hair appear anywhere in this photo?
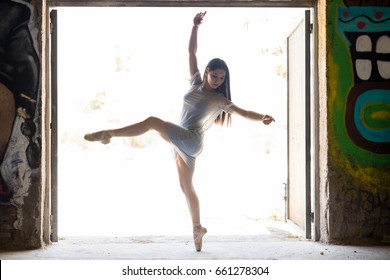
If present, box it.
[203,58,232,126]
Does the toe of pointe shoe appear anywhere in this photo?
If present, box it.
[194,227,207,252]
[84,132,111,144]
[84,133,94,141]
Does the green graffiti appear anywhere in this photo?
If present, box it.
[327,0,390,191]
[362,102,390,130]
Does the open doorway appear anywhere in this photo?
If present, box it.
[54,7,308,237]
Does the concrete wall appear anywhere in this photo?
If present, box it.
[0,0,388,250]
[326,0,390,243]
[0,0,45,249]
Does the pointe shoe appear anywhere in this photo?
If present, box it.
[84,131,111,144]
[193,226,207,252]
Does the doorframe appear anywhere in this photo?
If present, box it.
[49,9,58,243]
[43,0,321,242]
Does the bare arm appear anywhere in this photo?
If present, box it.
[189,12,206,77]
[230,105,275,125]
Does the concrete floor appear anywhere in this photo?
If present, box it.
[1,220,390,260]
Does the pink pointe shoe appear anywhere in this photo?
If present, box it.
[193,226,207,252]
[84,131,111,144]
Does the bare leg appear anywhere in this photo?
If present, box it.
[176,154,207,251]
[85,116,207,250]
[84,116,170,144]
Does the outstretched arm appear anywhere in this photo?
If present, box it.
[230,105,275,125]
[189,12,206,77]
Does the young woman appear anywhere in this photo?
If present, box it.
[84,12,275,252]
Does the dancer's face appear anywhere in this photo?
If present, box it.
[205,68,226,89]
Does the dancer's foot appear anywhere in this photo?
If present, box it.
[193,225,207,252]
[84,130,112,144]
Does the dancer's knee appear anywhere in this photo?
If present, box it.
[145,116,170,142]
[179,180,193,196]
[144,116,163,129]
[179,181,186,194]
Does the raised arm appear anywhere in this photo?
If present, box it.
[230,105,275,125]
[189,12,206,77]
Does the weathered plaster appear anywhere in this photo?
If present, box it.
[326,0,390,243]
[316,0,330,243]
[0,0,44,250]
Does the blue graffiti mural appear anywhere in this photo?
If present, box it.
[337,5,390,154]
[354,89,390,143]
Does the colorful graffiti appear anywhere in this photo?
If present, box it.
[338,4,390,154]
[326,0,390,195]
[0,0,40,204]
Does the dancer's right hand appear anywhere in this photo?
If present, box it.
[193,11,207,26]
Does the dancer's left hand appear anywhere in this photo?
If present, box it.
[262,115,275,125]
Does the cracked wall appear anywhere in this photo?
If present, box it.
[326,0,390,243]
[0,0,43,249]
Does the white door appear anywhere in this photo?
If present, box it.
[287,10,311,239]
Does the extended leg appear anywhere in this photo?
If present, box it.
[84,116,171,144]
[176,154,207,251]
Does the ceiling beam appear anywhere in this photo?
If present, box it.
[47,0,315,8]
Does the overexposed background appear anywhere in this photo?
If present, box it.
[57,7,305,236]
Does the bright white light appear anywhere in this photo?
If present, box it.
[57,7,305,236]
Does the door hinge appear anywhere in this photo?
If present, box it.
[311,212,314,222]
[310,23,314,34]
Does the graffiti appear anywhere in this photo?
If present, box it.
[337,5,390,154]
[0,0,40,204]
[337,4,390,154]
[343,0,390,6]
[326,0,390,240]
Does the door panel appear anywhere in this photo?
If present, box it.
[287,10,311,239]
[50,9,58,242]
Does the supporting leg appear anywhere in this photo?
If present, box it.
[176,154,207,251]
